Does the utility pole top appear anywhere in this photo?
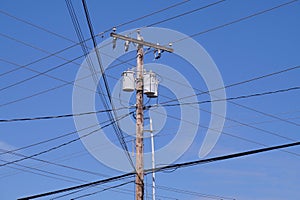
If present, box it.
[110,32,174,53]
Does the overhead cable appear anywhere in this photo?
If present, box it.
[18,141,300,200]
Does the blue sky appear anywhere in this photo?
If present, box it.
[1,0,300,199]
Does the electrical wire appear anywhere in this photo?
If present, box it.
[0,9,76,43]
[0,0,191,78]
[18,140,300,200]
[150,141,300,173]
[0,162,80,184]
[147,0,226,27]
[0,2,298,197]
[2,6,300,133]
[147,101,300,157]
[3,0,293,108]
[153,75,300,140]
[0,111,133,168]
[18,173,136,200]
[0,106,131,123]
[157,64,300,128]
[1,34,299,155]
[1,0,296,87]
[225,115,300,129]
[0,111,134,158]
[0,0,225,90]
[0,147,109,178]
[104,0,191,33]
[171,0,299,44]
[0,38,84,78]
[0,120,117,177]
[71,181,134,200]
[2,32,299,133]
[159,64,300,106]
[147,85,300,142]
[1,47,298,160]
[0,52,117,108]
[0,111,139,179]
[2,51,298,143]
[81,0,136,173]
[65,0,99,88]
[1,1,298,198]
[0,158,85,183]
[0,53,84,92]
[152,86,300,108]
[155,184,235,200]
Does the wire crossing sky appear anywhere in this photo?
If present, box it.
[0,0,300,200]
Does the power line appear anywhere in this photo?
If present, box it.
[18,173,136,200]
[0,162,80,184]
[2,37,299,130]
[0,111,133,168]
[0,111,135,158]
[3,148,185,200]
[158,64,300,128]
[0,0,190,78]
[0,112,139,179]
[2,34,299,140]
[155,184,235,200]
[1,0,298,170]
[65,0,100,89]
[2,0,296,108]
[0,148,108,179]
[0,158,85,183]
[81,0,136,172]
[0,118,124,177]
[225,116,300,129]
[0,0,224,88]
[109,0,191,30]
[0,0,191,41]
[153,74,300,140]
[2,55,298,143]
[0,81,69,108]
[1,12,295,131]
[0,9,76,43]
[148,85,300,142]
[18,140,300,200]
[71,181,134,200]
[147,0,225,27]
[154,86,300,108]
[172,0,299,43]
[152,141,300,173]
[2,49,299,144]
[0,87,300,158]
[0,53,84,92]
[148,101,300,156]
[0,106,131,123]
[1,1,298,198]
[0,52,115,108]
[0,38,87,78]
[1,0,296,87]
[156,60,300,108]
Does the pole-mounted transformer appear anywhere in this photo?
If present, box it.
[144,71,158,98]
[122,69,159,98]
[121,70,135,92]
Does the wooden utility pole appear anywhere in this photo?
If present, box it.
[135,30,144,200]
[110,31,173,200]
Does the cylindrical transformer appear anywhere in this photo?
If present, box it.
[147,79,158,98]
[144,71,158,97]
[122,70,135,92]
